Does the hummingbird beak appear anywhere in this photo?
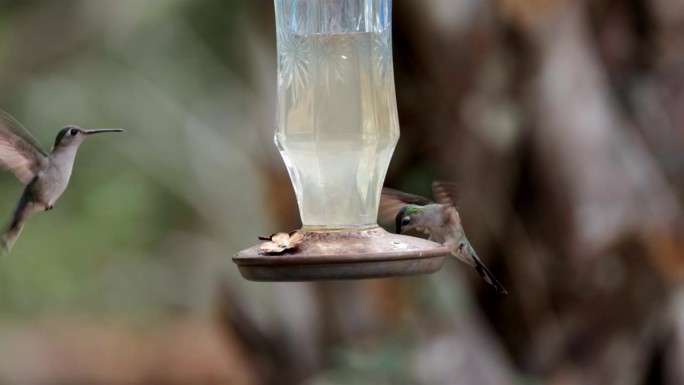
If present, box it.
[84,128,124,135]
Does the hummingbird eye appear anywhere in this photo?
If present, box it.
[401,216,410,226]
[69,128,79,136]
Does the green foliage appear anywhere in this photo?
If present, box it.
[0,1,272,320]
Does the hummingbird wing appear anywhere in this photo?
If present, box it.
[431,180,459,206]
[0,110,49,184]
[379,187,433,223]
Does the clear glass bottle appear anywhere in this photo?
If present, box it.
[274,0,400,230]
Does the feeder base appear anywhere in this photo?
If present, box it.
[233,227,449,281]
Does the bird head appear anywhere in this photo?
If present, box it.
[53,126,123,150]
[395,205,430,234]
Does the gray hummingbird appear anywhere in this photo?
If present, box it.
[380,181,507,294]
[0,110,122,253]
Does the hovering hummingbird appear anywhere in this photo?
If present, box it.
[0,110,123,253]
[380,181,507,294]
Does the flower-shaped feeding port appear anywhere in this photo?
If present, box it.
[233,0,449,281]
[258,231,304,254]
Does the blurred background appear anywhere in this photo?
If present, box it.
[0,0,683,384]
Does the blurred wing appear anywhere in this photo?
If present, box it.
[0,111,48,184]
[379,187,433,223]
[432,180,459,206]
[0,110,48,156]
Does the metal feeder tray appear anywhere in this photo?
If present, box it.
[233,226,449,281]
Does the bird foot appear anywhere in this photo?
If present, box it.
[45,205,53,211]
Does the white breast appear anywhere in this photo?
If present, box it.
[34,149,77,207]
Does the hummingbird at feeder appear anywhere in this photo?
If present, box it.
[380,181,507,294]
[0,110,123,253]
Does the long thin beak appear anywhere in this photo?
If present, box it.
[84,128,124,135]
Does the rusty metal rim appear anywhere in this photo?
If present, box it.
[236,255,445,281]
[233,247,449,265]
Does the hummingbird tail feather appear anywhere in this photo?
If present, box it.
[460,235,508,294]
[473,258,508,294]
[1,195,32,255]
[1,224,24,254]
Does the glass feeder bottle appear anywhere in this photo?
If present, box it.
[274,0,400,230]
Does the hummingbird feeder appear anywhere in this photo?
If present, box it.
[233,0,448,281]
